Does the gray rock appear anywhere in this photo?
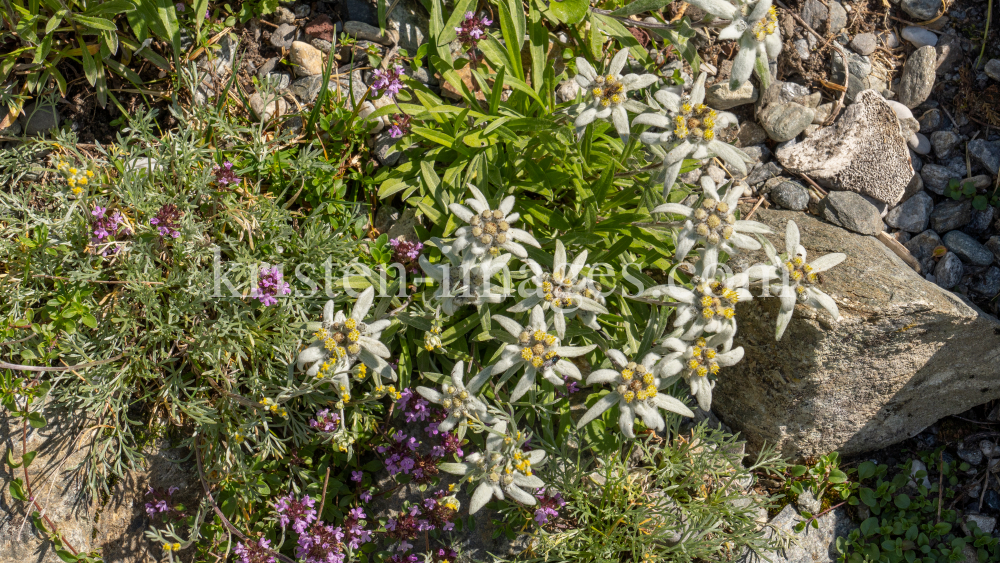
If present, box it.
[985,236,1000,263]
[389,0,430,54]
[0,117,21,136]
[986,59,1000,81]
[964,207,995,235]
[290,41,325,76]
[901,0,941,20]
[746,161,783,185]
[270,23,298,48]
[746,504,855,563]
[831,51,873,82]
[249,92,287,122]
[310,38,333,53]
[851,33,877,56]
[275,5,296,24]
[800,0,829,30]
[910,151,923,172]
[373,132,402,166]
[290,75,337,103]
[957,444,984,465]
[886,191,933,232]
[930,130,960,159]
[905,229,943,269]
[901,26,937,48]
[934,33,962,76]
[772,181,811,211]
[962,514,996,536]
[720,210,1000,459]
[679,169,703,184]
[943,231,993,266]
[918,108,941,132]
[20,101,60,136]
[256,56,279,78]
[794,38,811,60]
[968,266,1000,296]
[881,30,902,48]
[705,81,758,109]
[934,251,963,288]
[760,102,815,142]
[263,72,290,91]
[776,90,915,205]
[340,0,378,25]
[706,165,727,185]
[828,1,848,34]
[812,103,832,124]
[741,144,771,165]
[909,132,931,155]
[909,459,932,489]
[920,163,955,195]
[293,3,310,18]
[797,490,823,514]
[931,200,973,232]
[344,20,397,46]
[968,139,1000,175]
[737,122,769,147]
[0,397,197,563]
[896,46,938,108]
[819,191,884,235]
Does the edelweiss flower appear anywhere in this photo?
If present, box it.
[656,331,744,411]
[416,361,494,437]
[577,350,694,439]
[651,176,770,262]
[492,306,596,401]
[439,420,545,514]
[633,74,750,196]
[419,237,511,316]
[747,220,846,340]
[689,0,782,90]
[573,49,657,142]
[509,240,607,338]
[643,251,752,339]
[296,287,395,399]
[449,186,540,263]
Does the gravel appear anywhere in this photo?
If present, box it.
[908,132,931,155]
[920,164,955,195]
[918,109,941,132]
[986,59,1000,81]
[760,102,815,142]
[930,199,973,232]
[818,191,884,235]
[933,251,964,289]
[901,26,938,48]
[901,0,941,21]
[968,266,1000,296]
[850,33,877,56]
[270,23,298,48]
[968,139,1000,175]
[896,46,938,108]
[885,191,933,232]
[771,181,811,211]
[942,230,994,266]
[930,130,960,159]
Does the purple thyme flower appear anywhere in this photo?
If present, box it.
[360,491,372,503]
[150,204,181,239]
[274,495,318,534]
[533,488,567,525]
[455,11,492,52]
[254,265,291,306]
[309,409,339,432]
[388,238,423,273]
[234,537,277,563]
[387,113,412,139]
[213,161,241,186]
[351,471,363,483]
[371,66,405,99]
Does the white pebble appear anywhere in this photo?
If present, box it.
[901,26,938,48]
[885,99,914,121]
[908,132,931,155]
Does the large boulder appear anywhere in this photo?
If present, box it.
[717,209,1000,460]
[776,90,915,206]
[0,399,197,562]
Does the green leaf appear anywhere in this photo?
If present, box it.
[21,451,37,468]
[27,412,47,429]
[610,0,674,17]
[438,0,477,46]
[85,0,136,15]
[497,0,525,80]
[894,494,911,509]
[78,36,99,86]
[790,465,808,477]
[860,516,879,537]
[45,11,66,34]
[488,65,506,115]
[829,468,848,483]
[72,15,119,31]
[55,550,79,563]
[411,126,456,148]
[549,0,589,24]
[860,487,877,507]
[858,461,877,479]
[10,478,28,501]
